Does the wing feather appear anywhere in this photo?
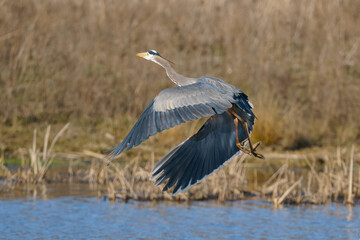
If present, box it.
[106,81,236,160]
[150,111,251,195]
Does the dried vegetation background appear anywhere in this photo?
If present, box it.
[1,0,359,152]
[1,0,360,204]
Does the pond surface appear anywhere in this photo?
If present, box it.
[0,184,359,240]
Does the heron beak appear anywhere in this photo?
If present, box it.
[136,52,148,58]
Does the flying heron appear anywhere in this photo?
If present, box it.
[106,50,264,195]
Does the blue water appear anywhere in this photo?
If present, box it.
[0,194,359,240]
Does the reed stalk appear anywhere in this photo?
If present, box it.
[273,177,303,206]
[346,145,355,205]
[0,144,5,167]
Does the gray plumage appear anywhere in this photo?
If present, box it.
[106,50,258,194]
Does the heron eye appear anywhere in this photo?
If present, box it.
[148,50,159,55]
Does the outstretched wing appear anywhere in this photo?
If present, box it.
[151,111,252,195]
[106,81,236,160]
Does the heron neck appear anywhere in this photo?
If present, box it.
[154,58,196,86]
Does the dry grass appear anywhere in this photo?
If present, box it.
[1,126,359,205]
[0,0,359,152]
[3,149,359,205]
[1,0,360,205]
[0,123,69,185]
[266,147,360,205]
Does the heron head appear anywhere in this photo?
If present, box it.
[136,50,161,60]
[136,50,174,65]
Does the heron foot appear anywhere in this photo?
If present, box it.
[252,141,261,150]
[231,112,264,159]
[236,143,251,155]
[236,141,264,159]
[251,142,265,159]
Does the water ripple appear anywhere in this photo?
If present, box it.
[0,198,359,240]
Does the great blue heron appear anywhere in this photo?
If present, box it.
[106,50,264,195]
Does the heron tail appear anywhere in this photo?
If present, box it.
[150,111,250,195]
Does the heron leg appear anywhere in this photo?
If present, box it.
[234,118,251,155]
[239,118,264,159]
[240,137,261,151]
[240,138,248,146]
[230,109,264,159]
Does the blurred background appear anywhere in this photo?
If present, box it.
[1,1,360,239]
[1,0,359,154]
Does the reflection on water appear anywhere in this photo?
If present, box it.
[0,184,359,240]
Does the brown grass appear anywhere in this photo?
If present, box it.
[0,123,69,185]
[1,125,359,205]
[2,146,359,205]
[1,0,360,153]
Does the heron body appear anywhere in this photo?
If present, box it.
[106,50,263,195]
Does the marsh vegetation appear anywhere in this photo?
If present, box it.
[0,0,359,205]
[1,124,359,205]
